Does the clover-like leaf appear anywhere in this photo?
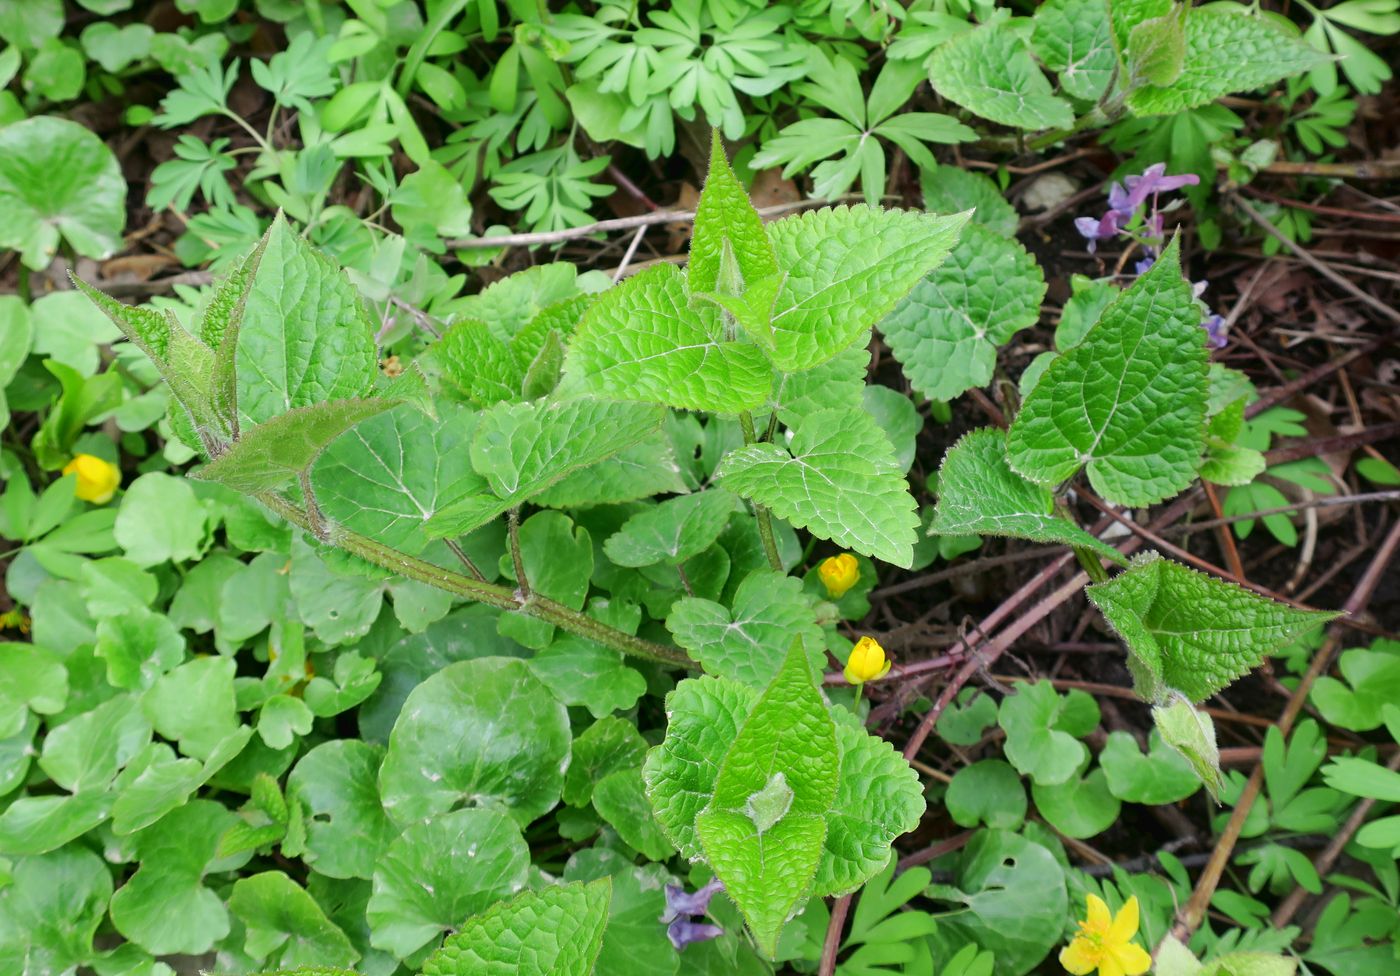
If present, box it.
[1100,729,1202,804]
[716,407,919,567]
[1087,553,1338,703]
[378,657,570,828]
[1310,640,1400,733]
[420,879,611,976]
[931,429,1127,566]
[998,680,1097,787]
[564,716,650,808]
[1030,767,1120,839]
[593,768,675,861]
[881,223,1046,403]
[929,22,1076,130]
[1006,237,1208,506]
[0,116,126,270]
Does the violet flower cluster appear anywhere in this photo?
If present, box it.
[661,878,725,950]
[1075,163,1227,349]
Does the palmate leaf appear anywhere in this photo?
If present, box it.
[716,407,919,568]
[880,223,1046,402]
[1087,553,1338,703]
[1126,8,1333,115]
[929,21,1075,130]
[1006,237,1208,507]
[931,429,1128,566]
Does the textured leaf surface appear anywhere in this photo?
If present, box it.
[666,570,824,687]
[642,676,758,860]
[929,22,1075,130]
[1033,0,1118,101]
[931,429,1127,565]
[920,164,1019,237]
[378,658,570,827]
[881,223,1045,402]
[1087,554,1338,703]
[716,407,919,567]
[1153,700,1223,799]
[689,131,778,297]
[1126,9,1332,116]
[533,434,689,508]
[764,206,968,371]
[593,768,675,861]
[816,710,924,896]
[562,264,771,413]
[603,489,734,568]
[420,879,610,976]
[312,403,484,555]
[1006,238,1208,506]
[426,399,662,537]
[696,643,837,957]
[234,216,377,428]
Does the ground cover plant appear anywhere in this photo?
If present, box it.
[2,2,1399,975]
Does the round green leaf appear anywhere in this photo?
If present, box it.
[0,847,112,976]
[946,759,1027,830]
[1031,767,1121,839]
[288,740,396,881]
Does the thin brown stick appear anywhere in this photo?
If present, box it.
[1165,490,1400,536]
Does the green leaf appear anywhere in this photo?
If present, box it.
[289,536,384,646]
[425,398,663,537]
[919,164,1019,237]
[690,130,778,297]
[562,854,677,976]
[603,489,735,568]
[1006,237,1208,506]
[420,879,611,976]
[378,658,570,828]
[0,791,112,855]
[594,768,675,861]
[0,847,112,976]
[1126,8,1333,115]
[531,631,647,720]
[643,676,759,861]
[667,570,824,688]
[999,680,1095,786]
[1128,4,1189,87]
[287,739,395,880]
[946,759,1027,830]
[717,407,919,567]
[114,472,208,567]
[1099,729,1202,804]
[929,22,1076,130]
[1031,767,1120,838]
[38,693,150,792]
[367,807,530,960]
[0,116,126,269]
[229,872,359,969]
[1033,0,1118,101]
[141,656,241,761]
[111,728,252,835]
[0,643,68,735]
[495,511,594,650]
[195,398,401,494]
[1087,553,1338,703]
[696,641,838,956]
[1153,699,1223,800]
[233,214,378,428]
[1311,641,1400,733]
[533,433,691,508]
[562,264,772,413]
[764,206,969,371]
[881,223,1046,403]
[931,429,1128,566]
[563,716,649,807]
[817,709,925,896]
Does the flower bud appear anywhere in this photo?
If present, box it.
[818,553,860,599]
[62,454,121,505]
[843,636,891,684]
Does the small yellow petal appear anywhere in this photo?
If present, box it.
[1059,940,1100,975]
[1108,895,1140,944]
[62,454,121,505]
[843,636,889,684]
[1109,942,1153,976]
[1083,893,1112,934]
[1098,956,1125,976]
[819,553,860,599]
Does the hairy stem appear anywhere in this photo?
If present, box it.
[739,410,784,571]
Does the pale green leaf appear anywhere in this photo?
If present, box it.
[603,489,734,568]
[765,206,969,371]
[881,223,1045,402]
[0,847,112,976]
[1153,699,1223,800]
[1087,553,1338,703]
[929,22,1076,130]
[931,429,1128,565]
[716,407,919,567]
[1006,237,1208,506]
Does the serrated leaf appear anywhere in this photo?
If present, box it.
[1033,0,1118,101]
[1087,554,1338,703]
[594,768,675,861]
[764,206,968,371]
[816,709,924,897]
[1153,699,1223,800]
[689,130,778,297]
[1006,237,1208,506]
[643,676,758,860]
[666,570,824,688]
[426,318,526,406]
[564,716,649,807]
[920,164,1019,237]
[311,402,485,555]
[532,434,690,508]
[1125,8,1333,116]
[881,223,1046,402]
[931,429,1128,565]
[716,407,919,567]
[696,641,837,957]
[233,214,378,428]
[1128,5,1188,87]
[420,879,611,976]
[425,399,663,537]
[603,489,734,568]
[562,264,771,413]
[929,22,1076,130]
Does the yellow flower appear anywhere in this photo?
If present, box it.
[62,454,121,505]
[1060,894,1151,976]
[818,553,861,599]
[843,636,891,684]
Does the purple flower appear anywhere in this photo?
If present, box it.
[1134,256,1156,276]
[667,918,724,951]
[1075,210,1123,252]
[1109,163,1200,220]
[1203,313,1228,349]
[661,879,725,922]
